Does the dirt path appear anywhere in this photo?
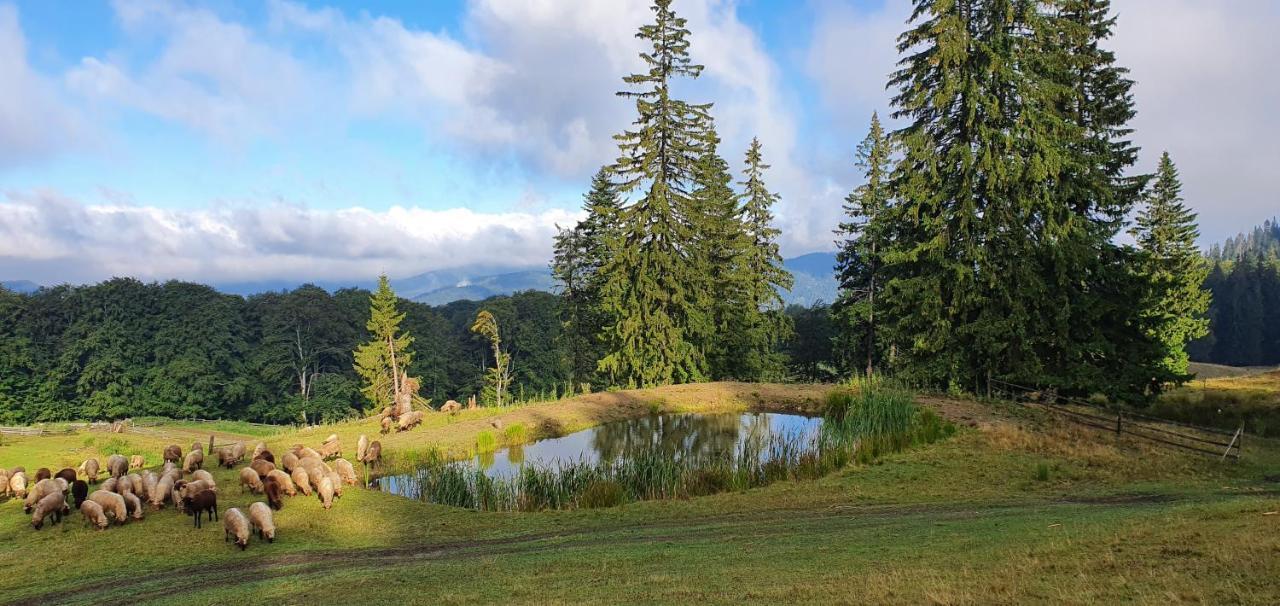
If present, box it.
[12,491,1251,606]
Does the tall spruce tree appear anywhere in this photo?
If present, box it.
[691,129,746,379]
[596,0,712,387]
[1132,152,1211,375]
[552,168,620,388]
[834,113,894,377]
[734,137,793,380]
[353,275,415,410]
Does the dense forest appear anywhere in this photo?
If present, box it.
[1188,220,1280,366]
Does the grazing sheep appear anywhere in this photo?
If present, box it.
[24,478,60,513]
[280,452,299,473]
[380,416,393,435]
[0,470,8,497]
[35,467,52,482]
[318,439,341,460]
[248,502,276,543]
[183,450,203,473]
[263,477,284,511]
[266,470,296,496]
[239,467,264,494]
[190,469,215,484]
[249,459,275,479]
[223,508,250,550]
[80,500,109,530]
[83,459,100,483]
[257,449,275,464]
[89,490,127,525]
[161,461,178,476]
[163,445,182,465]
[397,410,424,432]
[122,491,144,520]
[55,467,76,483]
[290,468,312,497]
[100,477,119,493]
[31,491,69,530]
[178,479,215,500]
[183,489,218,529]
[191,442,204,456]
[317,476,334,510]
[150,474,175,510]
[106,454,128,478]
[295,446,322,461]
[52,477,69,494]
[356,434,369,462]
[129,455,144,470]
[334,459,357,486]
[141,472,158,501]
[9,472,27,498]
[326,470,344,497]
[362,441,382,465]
[219,443,247,468]
[440,400,461,413]
[125,473,143,495]
[231,442,247,462]
[324,433,338,444]
[72,480,89,507]
[162,467,182,484]
[251,442,267,460]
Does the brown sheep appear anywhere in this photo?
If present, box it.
[106,454,128,478]
[263,476,284,511]
[35,467,52,482]
[248,502,276,543]
[184,489,218,529]
[249,459,275,479]
[223,507,250,550]
[219,443,247,468]
[280,452,299,473]
[9,472,27,498]
[294,446,322,460]
[72,480,89,507]
[380,416,393,435]
[317,439,341,460]
[129,455,144,470]
[89,490,127,525]
[80,500,109,530]
[397,410,424,432]
[356,434,369,462]
[251,442,267,460]
[83,459,100,483]
[31,491,69,530]
[55,467,76,483]
[122,491,144,520]
[24,478,60,513]
[255,449,275,464]
[239,467,264,494]
[317,475,335,510]
[334,459,357,486]
[191,442,204,456]
[183,450,203,473]
[440,399,461,413]
[163,445,182,465]
[266,470,296,496]
[362,441,382,465]
[290,468,312,497]
[190,469,215,485]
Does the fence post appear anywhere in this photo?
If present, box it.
[1115,413,1122,435]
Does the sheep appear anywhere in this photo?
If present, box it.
[318,437,341,459]
[397,410,424,432]
[356,434,369,462]
[380,416,393,435]
[191,442,204,456]
[183,450,203,473]
[256,450,276,465]
[223,507,250,550]
[290,468,312,496]
[106,454,128,478]
[24,478,60,513]
[129,455,145,470]
[362,441,382,465]
[334,459,357,486]
[55,467,76,483]
[317,475,335,510]
[191,469,215,484]
[150,474,175,510]
[71,480,89,507]
[162,467,182,484]
[219,443,246,468]
[89,490,127,525]
[249,459,275,479]
[9,472,27,498]
[31,491,69,530]
[163,444,182,465]
[9,466,25,474]
[125,473,143,495]
[251,442,267,460]
[324,433,338,444]
[35,467,52,482]
[141,472,158,500]
[0,470,8,497]
[162,461,178,476]
[293,446,322,461]
[183,489,218,529]
[80,500,109,530]
[239,467,264,494]
[178,479,215,500]
[280,452,299,473]
[266,470,296,496]
[52,477,69,494]
[248,502,277,543]
[100,477,118,493]
[440,399,461,413]
[263,476,284,511]
[327,470,344,498]
[122,491,144,520]
[231,442,247,462]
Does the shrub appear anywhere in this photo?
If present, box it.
[1033,461,1051,482]
[476,431,498,454]
[503,423,527,445]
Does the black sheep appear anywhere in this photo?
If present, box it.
[35,468,51,482]
[55,467,77,484]
[71,480,89,507]
[182,489,218,529]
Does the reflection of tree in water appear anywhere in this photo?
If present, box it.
[507,443,525,466]
[591,414,747,462]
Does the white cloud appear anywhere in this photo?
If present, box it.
[0,189,579,284]
[0,4,86,167]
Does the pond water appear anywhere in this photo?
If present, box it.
[376,411,823,497]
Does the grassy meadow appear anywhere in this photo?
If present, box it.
[0,381,1277,605]
[1158,368,1280,437]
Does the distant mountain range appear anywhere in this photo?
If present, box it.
[2,252,839,307]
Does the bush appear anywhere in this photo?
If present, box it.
[476,431,498,454]
[503,423,527,445]
[1033,461,1051,482]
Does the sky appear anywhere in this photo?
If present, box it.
[1,0,1277,286]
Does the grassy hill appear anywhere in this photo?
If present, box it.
[1,382,1277,604]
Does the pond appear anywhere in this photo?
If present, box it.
[375,411,825,504]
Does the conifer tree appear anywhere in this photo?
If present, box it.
[353,275,414,410]
[552,168,620,388]
[734,137,793,380]
[690,129,745,379]
[1132,152,1211,375]
[596,0,712,387]
[834,113,893,377]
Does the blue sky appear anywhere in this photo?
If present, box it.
[1,0,1277,285]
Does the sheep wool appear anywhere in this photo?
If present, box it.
[248,501,277,543]
[31,491,69,530]
[239,467,264,494]
[89,490,127,525]
[80,500,109,530]
[9,472,27,498]
[291,468,312,497]
[223,508,251,550]
[84,459,100,483]
[356,434,369,463]
[317,476,335,510]
[266,470,296,496]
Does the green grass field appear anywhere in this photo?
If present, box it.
[1,382,1277,605]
